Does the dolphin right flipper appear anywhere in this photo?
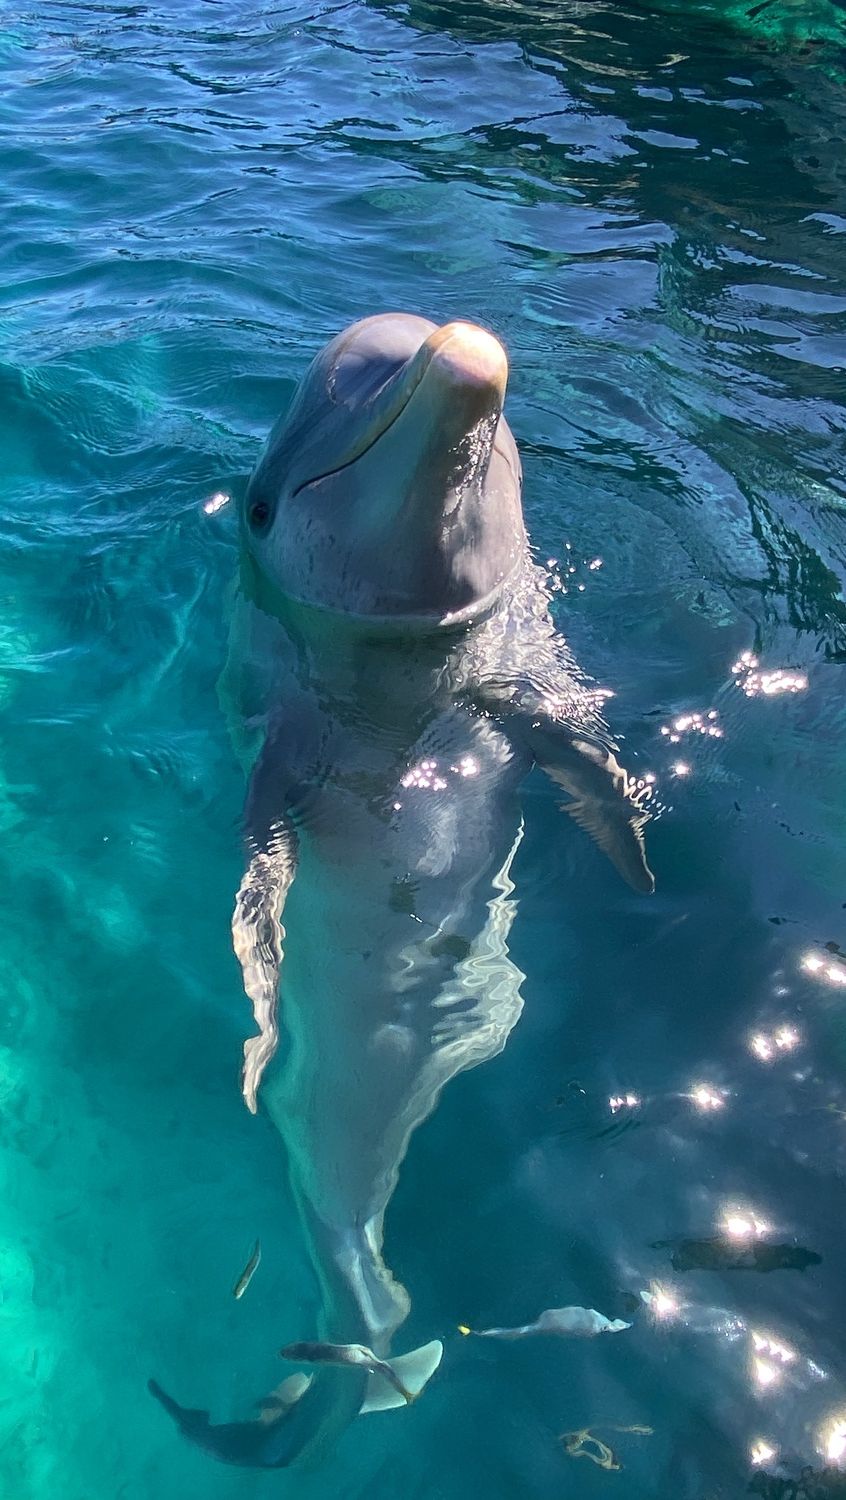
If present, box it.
[232,820,298,1113]
[232,701,328,1113]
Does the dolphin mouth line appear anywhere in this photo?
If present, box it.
[290,367,421,499]
[291,323,507,499]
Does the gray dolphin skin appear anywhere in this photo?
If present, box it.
[150,313,654,1469]
[280,1341,416,1405]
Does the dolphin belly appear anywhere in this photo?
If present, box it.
[261,740,527,1350]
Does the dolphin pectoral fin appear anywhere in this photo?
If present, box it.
[531,725,654,894]
[232,818,298,1113]
[560,778,654,895]
[360,1340,444,1414]
[477,679,654,892]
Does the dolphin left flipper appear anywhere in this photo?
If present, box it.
[544,735,654,894]
[481,685,654,893]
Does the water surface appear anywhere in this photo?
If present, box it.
[2,2,846,1496]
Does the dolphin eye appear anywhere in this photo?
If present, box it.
[249,499,270,528]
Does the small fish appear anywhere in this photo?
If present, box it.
[458,1305,631,1340]
[654,1236,821,1274]
[232,1239,261,1300]
[279,1341,415,1404]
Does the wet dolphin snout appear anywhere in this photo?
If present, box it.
[377,319,508,460]
[293,319,509,498]
[417,320,508,406]
[244,312,522,622]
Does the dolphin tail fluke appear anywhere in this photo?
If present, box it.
[148,1378,211,1432]
[148,1364,365,1469]
[360,1340,444,1413]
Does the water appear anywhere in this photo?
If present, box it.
[2,1,845,1495]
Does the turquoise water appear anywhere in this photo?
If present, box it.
[2,2,846,1496]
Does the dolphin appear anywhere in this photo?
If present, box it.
[151,313,654,1467]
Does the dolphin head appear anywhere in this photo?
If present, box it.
[241,313,525,628]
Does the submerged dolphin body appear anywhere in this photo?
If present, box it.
[153,314,654,1468]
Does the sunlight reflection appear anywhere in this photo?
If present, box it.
[640,1283,681,1321]
[397,752,485,801]
[660,708,723,745]
[732,652,808,697]
[752,1332,796,1365]
[609,1092,640,1113]
[802,951,846,986]
[749,1025,800,1062]
[401,759,449,792]
[546,550,606,599]
[202,490,231,515]
[635,1283,830,1409]
[753,1356,780,1389]
[720,1208,770,1238]
[820,1417,846,1465]
[580,689,616,715]
[689,1084,725,1111]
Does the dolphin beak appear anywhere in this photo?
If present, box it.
[366,320,508,485]
[292,321,508,499]
[418,322,508,405]
[387,321,508,451]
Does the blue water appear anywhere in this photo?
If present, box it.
[2,2,846,1496]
